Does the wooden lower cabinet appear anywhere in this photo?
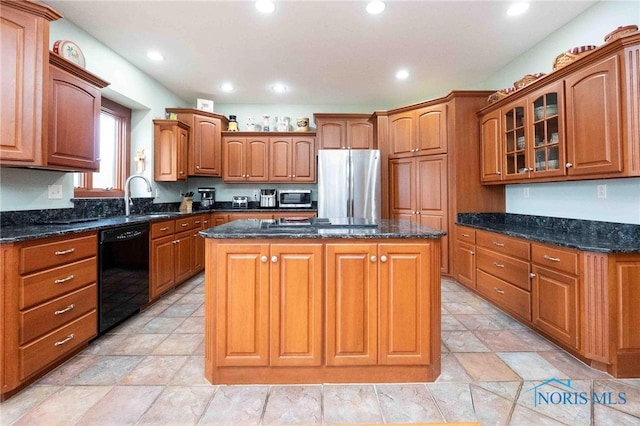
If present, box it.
[458,227,640,378]
[1,232,98,401]
[205,238,441,384]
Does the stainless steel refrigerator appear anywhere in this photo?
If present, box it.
[317,149,381,220]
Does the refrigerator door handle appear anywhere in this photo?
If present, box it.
[346,153,352,217]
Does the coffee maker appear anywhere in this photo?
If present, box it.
[198,187,215,209]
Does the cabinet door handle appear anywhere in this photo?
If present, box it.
[370,255,377,263]
[380,255,388,263]
[543,255,561,262]
[493,242,505,247]
[160,227,169,231]
[180,171,184,175]
[54,274,75,284]
[470,251,475,255]
[530,273,536,278]
[493,288,505,295]
[565,162,573,168]
[261,256,268,263]
[54,248,75,256]
[292,175,296,178]
[196,165,201,169]
[195,221,201,224]
[271,256,278,263]
[496,171,502,175]
[54,334,75,346]
[493,262,505,268]
[173,240,180,244]
[54,304,75,315]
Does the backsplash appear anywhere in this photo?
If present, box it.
[0,197,176,227]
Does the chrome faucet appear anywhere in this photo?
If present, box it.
[124,175,153,216]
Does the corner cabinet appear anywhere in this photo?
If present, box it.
[153,119,189,181]
[479,33,640,183]
[165,108,228,177]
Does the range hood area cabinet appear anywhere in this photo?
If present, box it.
[164,108,228,177]
[1,1,109,172]
[479,33,640,184]
[314,113,374,150]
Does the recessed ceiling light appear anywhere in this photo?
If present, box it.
[256,0,275,14]
[507,2,529,16]
[147,51,163,61]
[396,69,409,80]
[272,83,287,93]
[366,1,385,15]
[221,83,234,92]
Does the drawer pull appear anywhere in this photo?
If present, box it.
[160,227,169,231]
[54,304,75,315]
[181,223,188,227]
[54,334,75,346]
[54,274,75,284]
[462,233,470,237]
[54,248,75,256]
[493,262,505,268]
[543,255,561,262]
[493,288,505,295]
[493,242,505,247]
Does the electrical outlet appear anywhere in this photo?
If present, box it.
[155,188,160,198]
[253,189,260,200]
[597,184,607,199]
[523,187,529,198]
[48,184,62,199]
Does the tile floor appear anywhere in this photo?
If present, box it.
[1,274,639,425]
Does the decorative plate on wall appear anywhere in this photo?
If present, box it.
[53,40,86,68]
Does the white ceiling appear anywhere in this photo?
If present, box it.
[44,0,596,107]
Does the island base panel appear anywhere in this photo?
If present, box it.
[206,364,441,385]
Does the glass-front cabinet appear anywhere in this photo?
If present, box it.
[500,81,565,181]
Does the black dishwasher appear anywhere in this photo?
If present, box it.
[98,223,149,334]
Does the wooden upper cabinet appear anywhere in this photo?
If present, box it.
[479,33,640,184]
[47,55,108,171]
[416,105,447,155]
[565,54,622,176]
[315,114,373,149]
[0,1,60,166]
[480,109,502,182]
[153,119,189,181]
[222,136,268,182]
[269,136,316,182]
[269,138,292,181]
[165,108,228,177]
[389,105,447,158]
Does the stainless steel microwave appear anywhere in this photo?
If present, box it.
[278,189,312,208]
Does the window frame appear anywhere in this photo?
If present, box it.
[74,98,131,198]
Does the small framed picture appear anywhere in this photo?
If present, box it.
[197,98,214,112]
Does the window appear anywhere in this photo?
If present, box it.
[74,98,131,197]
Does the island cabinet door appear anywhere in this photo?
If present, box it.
[215,244,270,366]
[325,244,378,366]
[378,244,432,365]
[269,244,323,366]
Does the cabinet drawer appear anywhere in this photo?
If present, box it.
[456,226,476,244]
[20,284,97,344]
[20,257,97,309]
[20,310,97,380]
[477,247,531,291]
[20,234,97,274]
[532,243,579,275]
[175,217,198,231]
[477,270,531,321]
[476,231,530,260]
[151,220,175,238]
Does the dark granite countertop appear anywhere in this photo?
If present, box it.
[457,213,640,254]
[199,219,447,240]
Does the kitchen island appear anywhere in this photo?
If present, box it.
[200,219,445,384]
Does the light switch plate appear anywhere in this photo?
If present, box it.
[48,184,62,199]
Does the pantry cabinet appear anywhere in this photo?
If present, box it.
[153,119,189,181]
[165,108,228,177]
[314,114,373,149]
[479,33,640,183]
